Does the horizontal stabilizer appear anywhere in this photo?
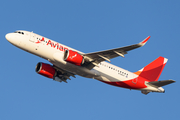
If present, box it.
[147,80,175,87]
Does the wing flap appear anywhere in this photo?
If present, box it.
[52,65,76,83]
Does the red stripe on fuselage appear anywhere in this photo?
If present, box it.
[101,77,147,89]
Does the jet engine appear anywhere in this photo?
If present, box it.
[64,50,84,66]
[35,62,56,78]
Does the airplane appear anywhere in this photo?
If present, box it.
[5,30,175,95]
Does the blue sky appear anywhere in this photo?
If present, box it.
[1,0,180,120]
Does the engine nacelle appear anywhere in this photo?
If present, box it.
[35,62,56,79]
[64,50,84,66]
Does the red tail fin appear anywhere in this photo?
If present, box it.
[134,57,168,82]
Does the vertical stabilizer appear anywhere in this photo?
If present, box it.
[134,57,168,82]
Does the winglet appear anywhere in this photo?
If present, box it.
[139,36,151,46]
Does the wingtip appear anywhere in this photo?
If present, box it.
[170,79,176,83]
[139,36,151,46]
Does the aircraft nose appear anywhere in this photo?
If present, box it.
[5,33,12,42]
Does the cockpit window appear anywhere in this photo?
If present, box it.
[14,31,24,35]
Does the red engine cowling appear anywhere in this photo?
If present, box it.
[35,62,56,78]
[64,50,84,66]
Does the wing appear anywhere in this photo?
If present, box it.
[53,65,76,83]
[83,36,150,69]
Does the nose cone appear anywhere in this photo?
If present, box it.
[5,33,11,41]
[5,33,18,45]
[5,33,18,46]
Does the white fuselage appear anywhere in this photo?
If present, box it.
[6,31,136,81]
[6,30,164,93]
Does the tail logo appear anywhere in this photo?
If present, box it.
[134,57,168,82]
